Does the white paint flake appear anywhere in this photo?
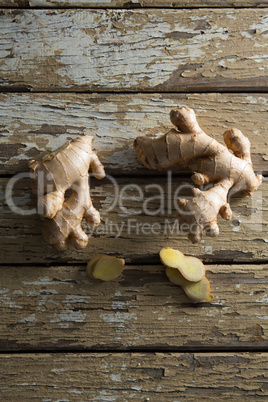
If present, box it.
[100,312,137,324]
[110,374,121,382]
[20,314,36,323]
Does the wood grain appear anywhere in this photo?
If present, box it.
[0,264,267,350]
[0,353,267,400]
[0,9,267,92]
[0,0,267,394]
[1,0,268,8]
[0,93,267,176]
[1,177,267,264]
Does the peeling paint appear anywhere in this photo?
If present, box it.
[110,374,121,382]
[256,294,268,303]
[19,314,36,323]
[0,93,267,175]
[49,309,87,328]
[0,10,267,92]
[201,246,213,254]
[100,312,137,324]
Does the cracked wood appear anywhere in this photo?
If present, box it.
[0,353,267,400]
[0,9,267,92]
[1,177,267,264]
[0,264,267,350]
[0,93,267,176]
[1,0,268,8]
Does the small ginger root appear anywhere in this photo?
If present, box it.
[160,247,205,282]
[166,267,213,302]
[134,107,263,242]
[29,135,105,250]
[86,255,125,281]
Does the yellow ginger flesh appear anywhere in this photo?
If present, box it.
[160,248,212,302]
[134,107,263,243]
[160,247,205,282]
[166,267,213,302]
[86,255,125,281]
[29,135,105,250]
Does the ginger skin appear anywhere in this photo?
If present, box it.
[134,107,263,242]
[29,135,105,250]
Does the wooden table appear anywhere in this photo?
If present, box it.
[0,1,267,400]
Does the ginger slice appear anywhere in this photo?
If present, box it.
[166,267,213,302]
[86,255,105,279]
[160,247,205,282]
[87,255,125,281]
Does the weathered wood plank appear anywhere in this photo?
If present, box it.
[0,9,267,92]
[1,177,267,264]
[1,0,267,8]
[0,353,267,400]
[0,93,267,175]
[0,264,267,350]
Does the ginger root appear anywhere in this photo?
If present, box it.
[29,135,105,250]
[166,267,213,302]
[160,247,205,282]
[86,255,125,281]
[134,107,263,242]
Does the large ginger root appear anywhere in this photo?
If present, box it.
[29,135,105,250]
[134,107,263,242]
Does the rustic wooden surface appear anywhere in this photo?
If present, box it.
[1,9,268,92]
[1,0,268,8]
[1,353,267,401]
[0,0,267,399]
[1,177,268,263]
[0,264,267,351]
[0,93,267,176]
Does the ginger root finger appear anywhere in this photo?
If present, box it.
[29,135,105,250]
[166,267,213,302]
[160,247,205,282]
[86,255,125,281]
[134,107,263,242]
[177,183,232,243]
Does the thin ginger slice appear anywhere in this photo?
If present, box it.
[87,255,125,281]
[166,267,213,302]
[86,255,105,279]
[160,247,205,282]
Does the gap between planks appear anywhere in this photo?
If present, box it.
[0,260,268,268]
[0,7,266,9]
[0,346,268,354]
[1,89,268,94]
[1,3,268,9]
